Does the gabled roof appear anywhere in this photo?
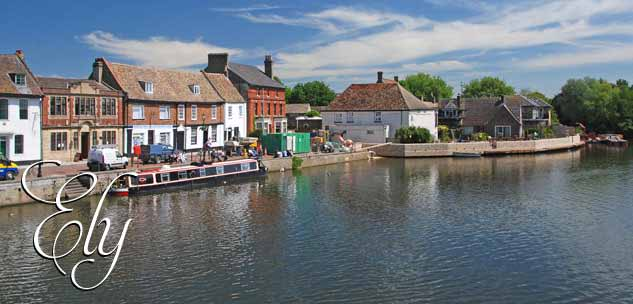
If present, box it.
[228,62,284,89]
[100,60,232,103]
[461,98,499,126]
[286,103,311,114]
[0,53,42,96]
[326,82,437,111]
[505,95,552,108]
[37,76,119,94]
[202,73,245,103]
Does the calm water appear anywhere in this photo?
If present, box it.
[1,146,633,303]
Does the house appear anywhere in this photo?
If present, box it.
[0,50,42,164]
[38,76,124,162]
[286,103,322,131]
[460,95,552,138]
[206,54,286,134]
[322,72,438,143]
[91,58,243,154]
[438,97,465,129]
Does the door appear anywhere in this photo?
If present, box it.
[0,136,6,158]
[203,129,208,144]
[176,131,185,151]
[234,127,240,139]
[81,132,90,159]
[126,129,132,154]
[148,130,154,145]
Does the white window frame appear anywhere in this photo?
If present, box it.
[228,106,233,118]
[159,105,170,120]
[532,109,539,120]
[191,105,197,120]
[334,113,343,123]
[178,104,185,121]
[211,105,217,119]
[144,81,154,94]
[239,105,244,117]
[495,125,511,138]
[192,84,200,95]
[346,112,354,123]
[159,132,170,145]
[374,111,382,123]
[190,128,198,145]
[13,74,26,86]
[132,104,144,119]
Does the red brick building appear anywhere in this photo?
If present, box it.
[39,76,124,162]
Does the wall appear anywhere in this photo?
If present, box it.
[0,97,41,162]
[262,151,372,172]
[322,111,405,139]
[42,127,124,162]
[126,101,224,126]
[223,102,247,140]
[408,110,438,139]
[327,124,388,143]
[246,87,286,133]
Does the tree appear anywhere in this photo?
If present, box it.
[399,73,453,101]
[462,77,515,98]
[288,81,336,106]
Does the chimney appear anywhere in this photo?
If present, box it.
[205,53,229,75]
[377,71,383,83]
[457,94,461,103]
[92,59,103,83]
[394,76,399,82]
[264,55,273,78]
[15,50,24,61]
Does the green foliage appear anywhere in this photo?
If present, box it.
[399,73,453,101]
[305,109,321,117]
[291,156,303,170]
[248,129,264,139]
[395,127,433,143]
[438,125,451,142]
[288,81,336,106]
[472,132,490,141]
[553,77,633,136]
[462,77,516,98]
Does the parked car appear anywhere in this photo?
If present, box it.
[140,144,175,164]
[87,146,129,171]
[0,155,18,180]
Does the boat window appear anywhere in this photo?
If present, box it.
[199,168,206,177]
[189,170,199,178]
[250,162,257,170]
[224,164,241,173]
[160,173,170,182]
[216,166,224,175]
[241,163,250,171]
[178,171,188,179]
[170,172,179,181]
[205,167,216,176]
[137,175,154,185]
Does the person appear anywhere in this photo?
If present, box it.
[205,138,213,160]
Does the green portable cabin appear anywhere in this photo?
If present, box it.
[261,133,311,154]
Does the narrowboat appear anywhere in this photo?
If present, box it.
[115,158,267,195]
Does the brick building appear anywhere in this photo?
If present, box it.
[206,54,286,134]
[39,77,124,162]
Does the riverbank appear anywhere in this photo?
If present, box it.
[367,135,583,157]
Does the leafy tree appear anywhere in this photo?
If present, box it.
[288,81,336,106]
[395,127,433,143]
[399,73,453,101]
[305,109,320,117]
[462,77,515,98]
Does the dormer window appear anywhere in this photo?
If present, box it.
[192,84,200,95]
[10,73,26,86]
[143,81,154,94]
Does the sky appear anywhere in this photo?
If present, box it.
[2,0,633,97]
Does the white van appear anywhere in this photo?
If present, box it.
[87,145,129,171]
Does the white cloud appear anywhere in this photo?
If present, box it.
[211,4,281,13]
[517,44,633,69]
[401,61,473,73]
[81,31,241,69]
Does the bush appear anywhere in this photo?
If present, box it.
[248,129,264,139]
[291,156,303,170]
[305,109,320,117]
[395,127,433,143]
[473,132,489,141]
[438,125,451,142]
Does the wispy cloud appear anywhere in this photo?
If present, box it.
[517,44,633,69]
[211,4,281,13]
[81,31,241,69]
[400,61,473,73]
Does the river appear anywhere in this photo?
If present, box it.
[1,146,632,303]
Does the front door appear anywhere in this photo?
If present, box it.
[81,132,90,159]
[148,130,154,145]
[0,136,6,158]
[203,129,208,144]
[176,131,185,151]
[234,127,240,139]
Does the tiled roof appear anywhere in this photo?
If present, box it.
[37,76,119,93]
[326,82,437,111]
[461,98,499,126]
[102,60,227,103]
[505,95,552,108]
[286,103,311,114]
[0,53,42,96]
[202,73,245,103]
[228,62,285,89]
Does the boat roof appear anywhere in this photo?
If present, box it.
[136,159,256,174]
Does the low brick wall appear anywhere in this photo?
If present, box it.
[263,151,372,172]
[369,135,583,158]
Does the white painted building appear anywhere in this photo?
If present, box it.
[223,102,247,141]
[322,73,437,143]
[0,51,42,163]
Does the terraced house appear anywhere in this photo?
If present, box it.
[38,76,124,162]
[91,58,244,154]
[0,50,42,164]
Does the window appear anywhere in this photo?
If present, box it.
[334,113,343,123]
[132,133,144,146]
[367,130,374,135]
[159,105,170,120]
[178,104,185,120]
[346,112,354,123]
[211,125,217,142]
[495,125,511,138]
[192,84,200,95]
[159,132,170,145]
[74,97,96,116]
[160,173,170,182]
[374,111,382,123]
[49,96,67,115]
[19,100,28,120]
[10,73,26,86]
[101,98,117,116]
[532,109,539,119]
[14,135,23,154]
[132,104,144,119]
[275,121,281,133]
[239,105,244,117]
[191,105,197,120]
[73,132,79,150]
[257,88,262,96]
[144,81,153,94]
[101,131,116,145]
[50,132,67,151]
[228,106,233,118]
[92,131,98,146]
[216,166,224,175]
[211,105,217,119]
[268,103,272,115]
[178,171,188,180]
[191,128,198,145]
[241,163,250,171]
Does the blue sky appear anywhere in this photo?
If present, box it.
[2,0,633,97]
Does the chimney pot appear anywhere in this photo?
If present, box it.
[92,59,104,83]
[394,76,399,82]
[15,50,24,61]
[205,53,229,75]
[264,55,273,78]
[377,71,383,83]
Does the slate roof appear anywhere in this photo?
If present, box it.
[461,98,500,126]
[37,77,119,94]
[286,103,311,114]
[227,62,284,89]
[326,82,437,111]
[99,59,243,103]
[0,53,42,96]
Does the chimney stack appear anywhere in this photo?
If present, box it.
[205,53,229,75]
[394,76,399,82]
[93,59,103,83]
[264,55,273,78]
[377,71,383,83]
[15,50,24,61]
